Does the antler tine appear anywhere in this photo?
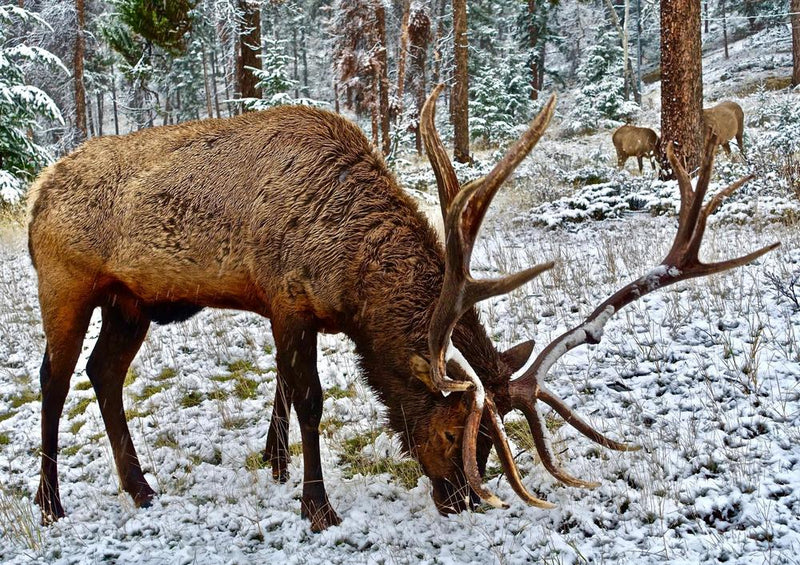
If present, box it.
[508,134,780,491]
[420,84,461,221]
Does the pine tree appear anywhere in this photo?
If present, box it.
[0,6,65,204]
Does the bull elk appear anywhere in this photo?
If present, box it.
[703,100,745,156]
[612,125,660,173]
[27,84,778,531]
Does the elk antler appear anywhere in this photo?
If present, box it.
[420,85,557,508]
[507,133,780,491]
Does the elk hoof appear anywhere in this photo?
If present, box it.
[35,485,65,524]
[271,465,290,484]
[301,497,341,532]
[131,482,156,508]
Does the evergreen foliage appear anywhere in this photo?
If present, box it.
[568,28,639,134]
[0,6,65,204]
[470,51,532,145]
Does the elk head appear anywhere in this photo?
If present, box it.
[415,84,779,512]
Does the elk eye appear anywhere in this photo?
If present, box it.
[444,431,456,443]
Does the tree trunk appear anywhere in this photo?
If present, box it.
[301,27,309,97]
[292,27,299,99]
[210,49,222,118]
[432,0,446,84]
[86,92,95,137]
[721,0,729,59]
[660,0,703,179]
[236,0,262,107]
[452,0,470,163]
[703,1,709,34]
[528,0,540,100]
[96,91,103,136]
[408,3,431,155]
[793,0,800,87]
[74,0,87,142]
[111,72,119,135]
[202,47,213,118]
[396,0,411,115]
[376,2,391,156]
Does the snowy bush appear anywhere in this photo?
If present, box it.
[749,89,800,197]
[566,31,639,135]
[0,6,65,205]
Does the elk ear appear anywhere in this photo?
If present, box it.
[410,354,438,394]
[501,340,535,373]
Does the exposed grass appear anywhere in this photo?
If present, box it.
[9,389,38,409]
[66,397,92,420]
[74,380,93,391]
[0,484,42,552]
[326,383,357,400]
[0,412,15,423]
[69,420,85,434]
[338,429,423,490]
[0,433,9,446]
[124,367,138,387]
[136,382,169,401]
[180,391,205,408]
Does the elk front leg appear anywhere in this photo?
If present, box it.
[264,375,292,483]
[272,315,340,531]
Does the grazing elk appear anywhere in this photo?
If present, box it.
[612,125,660,173]
[27,84,777,531]
[703,100,745,156]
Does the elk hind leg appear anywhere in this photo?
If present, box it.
[35,282,94,522]
[86,303,154,508]
[264,375,292,483]
[273,315,340,531]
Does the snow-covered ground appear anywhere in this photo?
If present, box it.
[1,26,799,565]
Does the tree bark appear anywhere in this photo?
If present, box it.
[721,0,729,59]
[74,0,87,141]
[202,47,213,118]
[375,2,391,156]
[96,91,103,136]
[528,0,540,100]
[396,0,411,115]
[408,2,431,154]
[452,0,470,163]
[660,0,703,179]
[210,49,222,118]
[793,0,800,87]
[236,0,263,107]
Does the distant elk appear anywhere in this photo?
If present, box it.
[612,125,660,173]
[703,100,745,156]
[27,85,778,530]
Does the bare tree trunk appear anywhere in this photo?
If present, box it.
[432,0,445,84]
[528,0,540,100]
[236,0,262,108]
[376,2,391,156]
[96,92,103,136]
[703,1,709,33]
[111,72,119,135]
[408,2,431,155]
[660,0,703,178]
[292,27,299,99]
[210,49,222,118]
[452,0,470,163]
[396,0,410,115]
[202,47,213,118]
[301,27,309,97]
[721,0,729,59]
[86,93,95,137]
[74,0,87,142]
[604,0,638,103]
[334,80,340,114]
[793,0,800,87]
